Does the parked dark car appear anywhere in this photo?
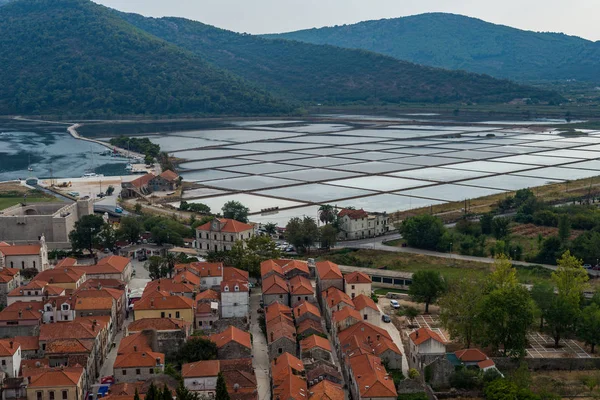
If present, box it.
[382,315,391,323]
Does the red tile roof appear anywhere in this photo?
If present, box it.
[93,255,131,273]
[134,293,194,311]
[288,275,313,295]
[338,208,369,220]
[478,359,496,369]
[210,326,251,350]
[196,289,220,301]
[159,170,179,182]
[271,352,304,382]
[223,266,249,282]
[352,294,378,312]
[260,260,284,278]
[73,287,124,301]
[127,318,190,333]
[409,327,445,346]
[455,348,489,363]
[348,353,397,398]
[13,336,39,351]
[34,268,85,284]
[196,218,253,234]
[267,321,296,344]
[172,270,201,286]
[28,367,84,388]
[182,360,220,378]
[281,260,310,276]
[0,339,20,356]
[272,373,307,400]
[345,271,372,284]
[0,243,41,256]
[74,297,114,311]
[56,258,77,268]
[297,319,325,336]
[316,261,342,280]
[262,274,289,295]
[221,281,249,293]
[322,287,353,309]
[309,380,344,400]
[176,262,223,278]
[119,332,152,354]
[300,335,331,353]
[129,173,156,189]
[39,320,102,342]
[45,339,92,355]
[293,302,321,319]
[265,303,293,323]
[332,306,361,324]
[0,301,42,322]
[338,321,402,358]
[144,279,195,296]
[114,350,164,368]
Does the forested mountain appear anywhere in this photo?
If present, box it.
[120,13,562,105]
[0,0,291,116]
[268,13,600,82]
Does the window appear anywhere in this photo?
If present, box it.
[234,286,239,292]
[10,262,13,268]
[49,391,54,400]
[1,360,5,366]
[50,316,54,322]
[168,314,172,318]
[351,293,355,299]
[62,304,69,311]
[230,235,234,242]
[279,295,283,299]
[278,348,283,354]
[122,369,127,375]
[205,233,209,239]
[161,312,165,318]
[176,311,180,318]
[298,297,301,302]
[42,344,46,351]
[352,285,355,290]
[36,392,42,400]
[21,261,25,269]
[214,234,217,240]
[27,291,31,296]
[63,316,68,321]
[35,291,39,295]
[209,321,213,326]
[33,261,36,268]
[149,368,154,374]
[305,296,308,301]
[62,391,68,400]
[364,314,368,320]
[136,369,141,375]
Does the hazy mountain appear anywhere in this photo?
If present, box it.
[267,13,600,82]
[120,13,562,105]
[0,0,291,116]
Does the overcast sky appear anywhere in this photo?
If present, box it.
[94,0,600,41]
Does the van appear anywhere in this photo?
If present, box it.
[390,300,400,309]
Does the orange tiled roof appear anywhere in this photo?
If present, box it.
[478,359,496,369]
[74,297,114,311]
[56,258,77,268]
[128,318,190,333]
[352,294,378,312]
[13,336,39,351]
[196,289,220,301]
[220,359,257,399]
[272,373,307,400]
[267,321,296,344]
[262,274,289,295]
[118,332,152,354]
[265,303,293,323]
[210,326,251,350]
[73,287,124,301]
[309,380,344,400]
[271,352,304,381]
[349,353,397,398]
[28,367,84,388]
[46,339,92,355]
[345,271,372,284]
[281,260,310,276]
[221,281,249,293]
[409,327,445,346]
[34,268,85,284]
[297,319,325,336]
[129,173,156,189]
[223,266,249,282]
[316,261,342,280]
[300,335,331,353]
[182,360,219,378]
[289,275,313,295]
[176,262,223,278]
[0,339,20,356]
[80,278,126,290]
[338,208,369,220]
[322,287,353,309]
[293,301,321,319]
[135,293,194,311]
[0,243,41,256]
[196,218,253,234]
[114,350,164,368]
[172,270,201,286]
[332,306,361,323]
[260,260,284,278]
[159,170,179,182]
[39,320,101,342]
[338,321,402,357]
[0,301,42,321]
[455,348,489,363]
[144,279,195,296]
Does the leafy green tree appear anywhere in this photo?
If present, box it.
[535,236,563,265]
[552,250,588,306]
[484,379,518,400]
[118,216,143,243]
[449,368,482,390]
[146,383,159,400]
[134,389,140,400]
[176,382,199,400]
[216,372,230,400]
[144,256,168,280]
[134,203,143,214]
[409,271,447,313]
[69,214,105,255]
[105,185,115,196]
[531,282,555,330]
[480,213,493,235]
[222,201,249,223]
[163,252,177,278]
[175,337,217,366]
[227,235,282,278]
[569,231,600,265]
[320,224,338,250]
[263,222,278,236]
[399,214,446,251]
[144,154,155,165]
[285,216,319,253]
[404,306,419,326]
[558,214,571,242]
[439,274,486,348]
[161,385,172,400]
[489,254,518,290]
[491,217,511,240]
[579,304,600,353]
[318,204,336,225]
[479,285,535,357]
[546,298,580,348]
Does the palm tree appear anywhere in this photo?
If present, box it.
[163,252,177,278]
[264,222,278,236]
[318,204,336,225]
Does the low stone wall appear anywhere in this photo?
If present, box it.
[493,357,600,371]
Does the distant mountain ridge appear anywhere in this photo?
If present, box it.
[267,13,600,82]
[119,13,562,105]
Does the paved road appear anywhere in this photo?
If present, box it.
[336,233,600,277]
[377,298,409,377]
[250,290,270,400]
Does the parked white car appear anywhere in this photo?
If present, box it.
[390,300,400,309]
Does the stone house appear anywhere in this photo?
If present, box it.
[13,336,40,359]
[262,274,290,307]
[347,353,397,400]
[221,269,249,318]
[293,301,321,326]
[0,268,21,307]
[126,318,191,355]
[195,219,254,255]
[72,286,126,331]
[307,380,344,400]
[267,321,297,361]
[72,297,116,339]
[338,321,403,371]
[337,208,389,240]
[0,239,49,271]
[332,306,361,335]
[76,255,133,283]
[0,339,22,378]
[209,326,252,360]
[297,319,325,338]
[114,331,165,384]
[148,170,180,192]
[175,262,224,290]
[120,173,155,199]
[7,280,64,307]
[182,360,219,395]
[289,275,315,307]
[300,335,333,364]
[144,279,196,299]
[0,301,42,337]
[196,302,219,331]
[271,353,306,400]
[352,294,381,325]
[33,267,86,291]
[321,286,354,328]
[407,327,447,371]
[25,367,85,400]
[306,363,343,386]
[315,261,343,306]
[344,271,372,299]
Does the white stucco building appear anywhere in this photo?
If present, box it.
[0,339,21,378]
[195,218,254,255]
[344,271,372,299]
[220,281,249,318]
[408,327,447,370]
[337,208,389,240]
[182,360,218,395]
[0,236,49,271]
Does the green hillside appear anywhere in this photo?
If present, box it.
[119,13,563,105]
[0,0,291,116]
[268,13,600,82]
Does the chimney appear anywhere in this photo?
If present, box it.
[142,352,146,357]
[133,345,137,352]
[377,334,380,341]
[9,341,13,349]
[416,330,419,338]
[150,298,154,308]
[18,309,22,319]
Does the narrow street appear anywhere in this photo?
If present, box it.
[250,290,271,400]
[377,297,410,377]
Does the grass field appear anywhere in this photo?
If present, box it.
[0,196,55,210]
[0,182,56,210]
